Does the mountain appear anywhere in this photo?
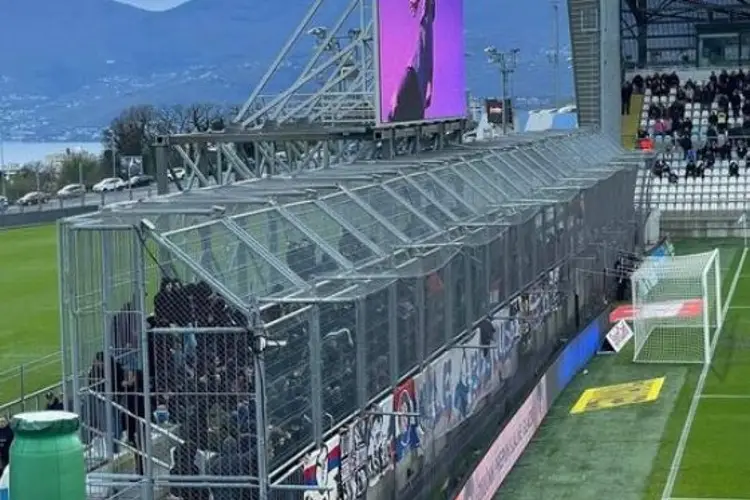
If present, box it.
[0,0,573,140]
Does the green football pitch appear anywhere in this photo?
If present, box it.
[497,239,750,500]
[0,224,62,406]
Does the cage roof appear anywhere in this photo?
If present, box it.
[64,130,637,301]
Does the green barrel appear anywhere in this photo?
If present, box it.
[9,411,86,500]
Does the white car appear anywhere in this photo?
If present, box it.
[92,178,126,192]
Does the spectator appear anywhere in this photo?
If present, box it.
[0,417,12,475]
[46,392,64,410]
[685,159,697,178]
[622,81,633,115]
[730,161,740,178]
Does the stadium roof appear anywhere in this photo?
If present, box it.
[63,130,636,302]
[622,0,750,67]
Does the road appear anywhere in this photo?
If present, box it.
[2,186,157,215]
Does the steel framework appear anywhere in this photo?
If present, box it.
[152,0,467,193]
[58,130,645,499]
[621,0,750,68]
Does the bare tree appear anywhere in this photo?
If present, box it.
[103,105,159,156]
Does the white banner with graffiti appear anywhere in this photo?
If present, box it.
[302,434,343,500]
[339,396,394,500]
[415,303,522,444]
[300,267,561,498]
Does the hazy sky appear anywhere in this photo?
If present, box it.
[113,0,190,11]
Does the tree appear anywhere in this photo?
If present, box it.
[104,103,227,177]
[58,151,103,188]
[103,105,159,156]
[5,162,56,200]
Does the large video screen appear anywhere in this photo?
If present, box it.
[376,0,466,125]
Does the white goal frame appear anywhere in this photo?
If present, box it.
[631,249,722,364]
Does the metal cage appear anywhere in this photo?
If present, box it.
[58,130,642,500]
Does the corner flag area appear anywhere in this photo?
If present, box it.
[494,240,750,500]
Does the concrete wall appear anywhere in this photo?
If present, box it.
[660,212,748,240]
[599,0,621,141]
[568,0,621,140]
[0,205,98,229]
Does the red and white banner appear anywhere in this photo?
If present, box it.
[604,320,634,353]
[609,299,703,323]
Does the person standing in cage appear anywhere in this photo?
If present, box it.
[387,0,436,122]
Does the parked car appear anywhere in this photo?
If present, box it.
[167,168,186,181]
[127,175,154,188]
[56,183,86,199]
[17,191,49,206]
[92,177,126,192]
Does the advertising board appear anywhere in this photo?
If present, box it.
[453,312,607,499]
[375,0,466,125]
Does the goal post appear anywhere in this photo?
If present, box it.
[631,249,722,364]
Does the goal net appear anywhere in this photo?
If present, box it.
[631,249,722,364]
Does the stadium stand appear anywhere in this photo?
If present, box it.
[49,129,640,499]
[630,69,750,212]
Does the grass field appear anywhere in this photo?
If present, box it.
[496,239,750,500]
[0,224,62,406]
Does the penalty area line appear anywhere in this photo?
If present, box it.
[660,247,749,500]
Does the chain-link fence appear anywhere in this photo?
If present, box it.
[57,130,642,499]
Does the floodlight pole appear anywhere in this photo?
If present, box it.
[0,130,5,199]
[552,0,561,108]
[485,47,520,134]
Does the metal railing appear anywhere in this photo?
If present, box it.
[0,351,65,416]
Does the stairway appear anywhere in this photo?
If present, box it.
[621,93,644,149]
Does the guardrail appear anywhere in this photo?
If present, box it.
[0,187,157,228]
[0,204,97,227]
[0,352,65,416]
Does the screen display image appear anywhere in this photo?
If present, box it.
[376,0,466,124]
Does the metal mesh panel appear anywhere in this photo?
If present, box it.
[284,201,376,265]
[363,287,392,399]
[409,172,476,219]
[56,131,640,499]
[385,178,455,227]
[469,159,519,199]
[487,231,507,309]
[488,155,534,193]
[424,262,448,358]
[164,221,297,299]
[321,192,405,250]
[264,309,312,469]
[319,300,357,422]
[431,167,492,212]
[356,185,438,241]
[396,278,420,375]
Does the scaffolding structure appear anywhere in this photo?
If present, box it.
[58,129,644,499]
[151,0,466,193]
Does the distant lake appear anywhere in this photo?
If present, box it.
[1,141,103,168]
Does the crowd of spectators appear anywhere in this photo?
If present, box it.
[621,70,750,183]
[84,252,414,499]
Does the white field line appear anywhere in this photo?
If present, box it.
[699,394,750,400]
[672,497,750,500]
[727,305,750,309]
[661,247,749,500]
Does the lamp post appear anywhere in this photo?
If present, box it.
[0,130,5,198]
[484,46,520,134]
